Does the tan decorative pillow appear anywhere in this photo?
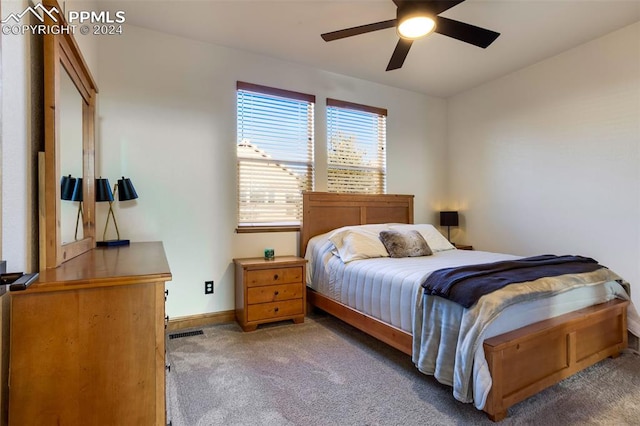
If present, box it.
[379,230,433,258]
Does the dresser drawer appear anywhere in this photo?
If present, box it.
[245,267,303,287]
[247,299,304,322]
[247,283,302,304]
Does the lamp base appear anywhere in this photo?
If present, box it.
[97,239,130,247]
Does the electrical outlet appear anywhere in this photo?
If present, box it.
[204,281,214,294]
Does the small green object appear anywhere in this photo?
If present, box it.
[264,248,275,260]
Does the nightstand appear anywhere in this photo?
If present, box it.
[455,244,473,250]
[233,256,307,331]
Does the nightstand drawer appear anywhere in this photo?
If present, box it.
[247,283,302,304]
[245,267,303,287]
[247,299,304,322]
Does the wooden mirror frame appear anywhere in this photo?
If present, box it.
[41,0,98,269]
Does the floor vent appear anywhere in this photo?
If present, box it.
[169,330,204,339]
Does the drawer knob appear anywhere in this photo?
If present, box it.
[274,291,279,296]
[273,274,279,280]
[274,307,279,313]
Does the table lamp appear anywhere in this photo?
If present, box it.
[61,174,83,240]
[96,176,138,247]
[439,211,459,243]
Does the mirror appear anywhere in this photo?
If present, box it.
[41,0,98,269]
[59,67,84,244]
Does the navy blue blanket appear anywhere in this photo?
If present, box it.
[421,254,603,308]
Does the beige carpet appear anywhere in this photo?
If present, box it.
[166,313,640,425]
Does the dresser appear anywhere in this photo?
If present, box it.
[234,256,306,331]
[8,242,172,425]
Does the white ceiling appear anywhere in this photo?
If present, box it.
[97,0,640,97]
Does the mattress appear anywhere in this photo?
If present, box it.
[306,232,521,332]
[305,231,636,409]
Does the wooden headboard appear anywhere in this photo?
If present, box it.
[300,192,414,256]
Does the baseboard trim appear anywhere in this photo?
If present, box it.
[167,310,236,331]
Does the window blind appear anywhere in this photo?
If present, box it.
[236,82,315,228]
[326,99,387,194]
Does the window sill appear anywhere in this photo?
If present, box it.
[236,225,301,234]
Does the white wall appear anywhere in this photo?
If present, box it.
[447,22,640,308]
[97,25,448,318]
[1,0,33,272]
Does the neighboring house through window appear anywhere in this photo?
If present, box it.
[236,82,315,231]
[326,98,387,194]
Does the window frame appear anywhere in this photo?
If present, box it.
[236,81,315,233]
[326,98,387,194]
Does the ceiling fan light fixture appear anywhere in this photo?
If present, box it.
[396,3,436,40]
[397,16,435,39]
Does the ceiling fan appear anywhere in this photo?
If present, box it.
[321,0,500,71]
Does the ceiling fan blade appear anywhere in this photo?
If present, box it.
[435,16,500,48]
[321,19,396,42]
[386,38,413,71]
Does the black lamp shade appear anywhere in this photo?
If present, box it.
[440,211,459,227]
[61,175,76,201]
[117,177,138,201]
[71,177,83,202]
[95,178,114,202]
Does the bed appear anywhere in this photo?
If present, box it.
[301,192,636,421]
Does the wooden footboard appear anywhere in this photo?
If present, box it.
[483,298,629,421]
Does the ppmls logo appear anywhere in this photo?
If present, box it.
[2,3,125,36]
[1,3,58,24]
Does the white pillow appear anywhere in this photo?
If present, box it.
[328,224,390,263]
[389,224,455,252]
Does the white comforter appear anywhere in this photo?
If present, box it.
[305,233,638,409]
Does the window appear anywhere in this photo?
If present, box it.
[236,82,315,231]
[326,98,387,194]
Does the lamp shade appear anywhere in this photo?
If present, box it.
[61,175,76,201]
[440,211,459,227]
[71,177,83,202]
[95,178,114,202]
[117,177,138,201]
